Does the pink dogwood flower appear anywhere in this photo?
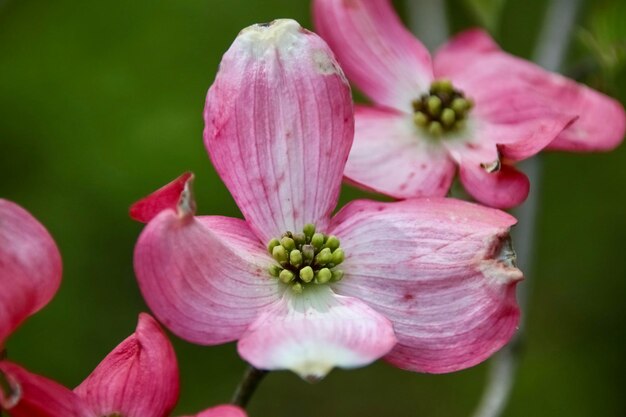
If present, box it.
[0,314,245,417]
[131,19,523,380]
[313,0,626,208]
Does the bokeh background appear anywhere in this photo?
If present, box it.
[1,0,625,416]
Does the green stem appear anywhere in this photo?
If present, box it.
[230,366,268,408]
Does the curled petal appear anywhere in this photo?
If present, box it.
[0,361,89,417]
[130,172,195,223]
[0,199,62,345]
[181,405,247,417]
[345,106,456,199]
[459,162,530,209]
[134,211,280,345]
[313,0,433,111]
[204,19,354,243]
[238,286,396,381]
[74,314,179,417]
[330,199,522,374]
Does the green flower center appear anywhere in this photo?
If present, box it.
[412,79,473,136]
[267,223,344,294]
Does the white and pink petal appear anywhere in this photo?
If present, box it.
[313,0,433,111]
[204,19,354,243]
[329,199,522,374]
[345,106,456,199]
[134,205,280,345]
[238,285,397,381]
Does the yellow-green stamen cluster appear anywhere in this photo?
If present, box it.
[412,79,473,136]
[267,223,345,294]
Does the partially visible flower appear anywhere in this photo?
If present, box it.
[313,0,625,208]
[0,199,62,347]
[132,19,523,381]
[0,314,244,417]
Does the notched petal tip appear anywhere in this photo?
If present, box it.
[480,232,524,284]
[236,19,307,52]
[130,172,196,223]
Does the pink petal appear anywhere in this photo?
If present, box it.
[181,405,247,417]
[238,286,397,381]
[542,75,626,152]
[344,106,456,199]
[74,314,179,417]
[435,29,625,152]
[130,172,195,223]
[433,28,499,78]
[204,19,354,243]
[0,361,89,417]
[313,0,433,111]
[329,199,522,374]
[459,162,530,209]
[437,60,576,162]
[0,199,62,345]
[134,210,280,345]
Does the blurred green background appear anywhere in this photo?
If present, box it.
[1,0,625,416]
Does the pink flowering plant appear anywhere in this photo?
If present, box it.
[313,0,625,209]
[0,201,243,417]
[1,1,625,416]
[131,19,522,381]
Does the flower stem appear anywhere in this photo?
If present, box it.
[230,366,268,408]
[470,1,582,417]
[405,0,448,50]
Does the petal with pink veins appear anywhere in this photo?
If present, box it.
[435,29,625,152]
[345,106,456,199]
[313,0,433,111]
[180,405,247,417]
[0,199,62,346]
[204,19,354,243]
[74,314,178,417]
[134,209,281,345]
[0,361,89,417]
[238,285,397,381]
[329,199,522,374]
[439,59,576,162]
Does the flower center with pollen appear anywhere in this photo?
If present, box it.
[412,79,473,136]
[267,223,344,294]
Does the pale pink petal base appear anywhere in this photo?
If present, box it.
[313,0,433,110]
[134,211,280,345]
[74,314,179,417]
[0,199,62,345]
[204,19,354,243]
[238,286,397,381]
[181,405,247,417]
[0,362,89,417]
[330,199,522,373]
[345,106,456,199]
